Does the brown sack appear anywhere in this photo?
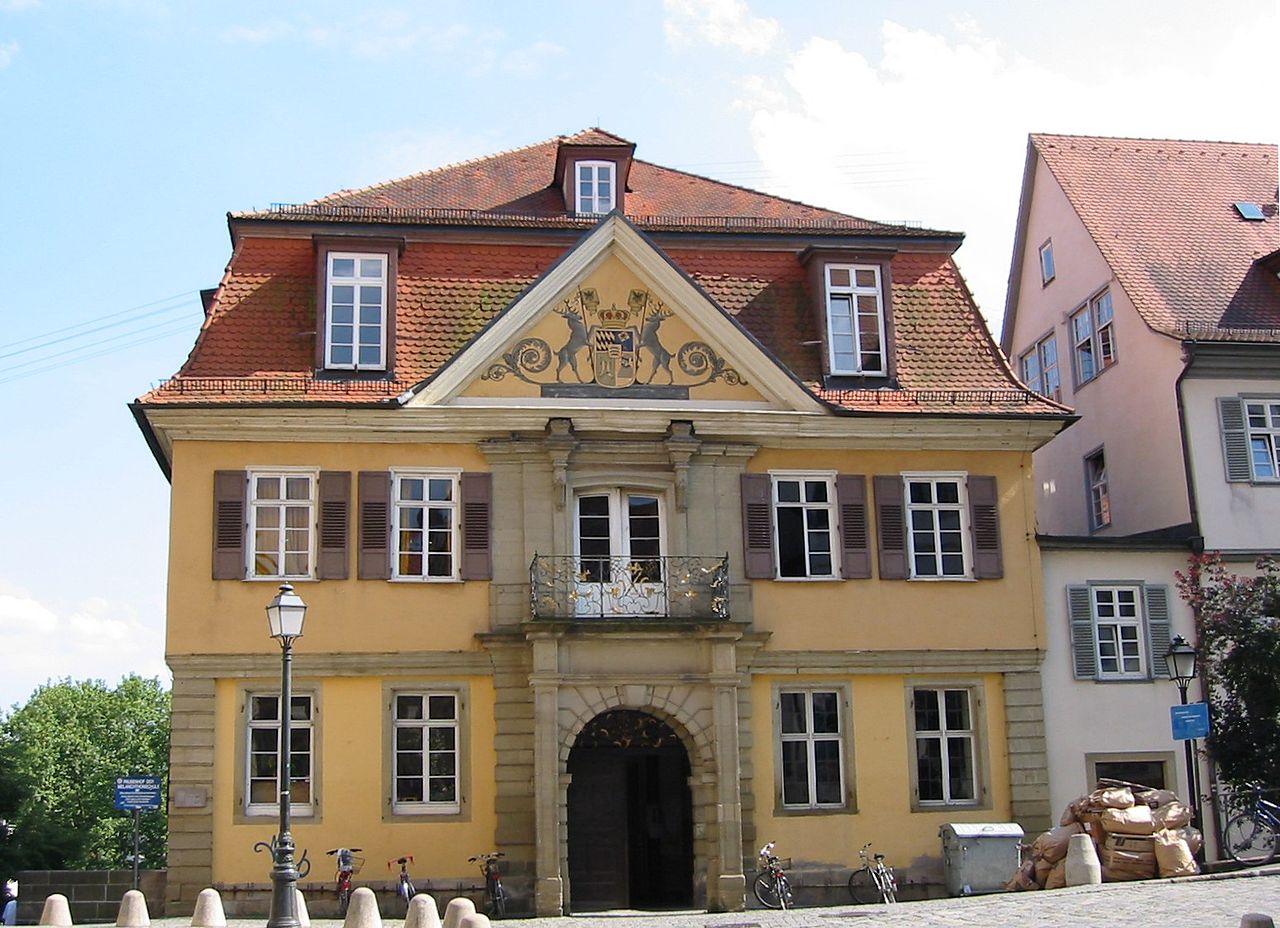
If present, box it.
[1061,797,1087,826]
[1178,825,1204,856]
[1135,788,1179,808]
[1034,857,1053,888]
[1152,801,1193,830]
[1101,804,1155,835]
[1090,786,1136,809]
[1154,830,1199,877]
[1005,858,1039,891]
[1101,835,1157,881]
[1032,823,1084,863]
[1044,858,1067,890]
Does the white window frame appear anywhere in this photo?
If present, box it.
[1245,398,1280,481]
[1039,240,1056,285]
[248,468,318,580]
[910,685,980,807]
[1020,334,1061,402]
[391,469,462,581]
[325,252,388,370]
[245,691,315,817]
[776,686,849,812]
[824,263,887,376]
[1071,288,1116,385]
[1090,585,1145,679]
[575,160,615,215]
[903,472,971,580]
[392,691,461,815]
[769,471,838,580]
[1085,449,1111,530]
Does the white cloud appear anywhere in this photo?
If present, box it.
[0,40,18,68]
[0,0,40,10]
[663,0,780,54]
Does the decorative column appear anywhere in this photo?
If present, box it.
[529,635,565,915]
[709,641,746,911]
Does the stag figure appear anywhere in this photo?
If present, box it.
[639,305,675,384]
[554,295,593,382]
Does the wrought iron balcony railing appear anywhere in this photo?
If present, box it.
[530,555,730,621]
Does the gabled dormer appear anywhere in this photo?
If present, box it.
[800,246,897,383]
[553,129,636,217]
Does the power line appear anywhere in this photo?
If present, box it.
[0,290,197,355]
[0,321,197,385]
[0,297,196,362]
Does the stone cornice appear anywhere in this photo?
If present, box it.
[167,650,496,677]
[747,648,1045,675]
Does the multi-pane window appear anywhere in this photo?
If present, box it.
[779,690,844,809]
[772,475,836,578]
[1091,586,1144,678]
[1020,335,1061,402]
[575,161,615,214]
[1246,400,1280,480]
[905,476,968,578]
[393,693,459,814]
[250,472,314,578]
[246,694,313,814]
[326,253,387,370]
[913,688,976,805]
[1071,289,1116,384]
[393,472,459,580]
[1039,240,1056,285]
[1086,450,1110,530]
[824,264,887,375]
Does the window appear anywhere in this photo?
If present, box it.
[1068,584,1171,681]
[772,474,837,578]
[1246,400,1280,480]
[572,488,666,616]
[325,252,388,370]
[824,264,887,376]
[1039,240,1056,285]
[249,471,315,579]
[1087,754,1173,791]
[1071,289,1116,384]
[392,471,460,580]
[393,692,460,814]
[1085,450,1110,530]
[575,161,615,215]
[778,689,846,810]
[246,693,313,815]
[904,475,969,579]
[1020,335,1061,402]
[1090,586,1144,677]
[912,687,977,805]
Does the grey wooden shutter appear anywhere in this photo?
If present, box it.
[874,475,907,579]
[1218,397,1252,482]
[967,475,1003,579]
[317,471,350,580]
[212,470,247,580]
[1145,585,1172,679]
[836,474,871,579]
[1067,585,1097,679]
[460,472,493,581]
[358,471,392,580]
[740,473,775,579]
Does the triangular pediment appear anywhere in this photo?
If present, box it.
[406,213,821,412]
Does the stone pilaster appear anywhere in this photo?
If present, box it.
[164,672,216,914]
[1004,667,1051,832]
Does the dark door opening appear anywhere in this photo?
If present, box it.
[566,710,694,912]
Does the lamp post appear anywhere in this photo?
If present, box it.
[265,583,307,928]
[1165,635,1203,837]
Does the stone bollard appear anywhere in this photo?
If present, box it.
[295,889,310,928]
[457,915,491,928]
[1064,832,1102,886]
[1240,915,1275,928]
[38,894,73,927]
[190,889,226,928]
[441,898,476,928]
[116,890,151,928]
[343,887,382,928]
[405,894,441,928]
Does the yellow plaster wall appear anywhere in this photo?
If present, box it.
[212,674,499,884]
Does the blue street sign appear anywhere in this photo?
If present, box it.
[114,776,163,812]
[1171,703,1210,741]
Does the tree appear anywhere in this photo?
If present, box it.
[0,676,169,874]
[1176,554,1280,789]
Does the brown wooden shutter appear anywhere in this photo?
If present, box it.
[317,471,350,580]
[740,473,775,579]
[873,475,907,580]
[358,471,391,580]
[967,475,1003,579]
[835,474,871,579]
[212,470,247,580]
[460,472,493,581]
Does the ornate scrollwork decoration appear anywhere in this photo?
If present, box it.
[482,337,553,383]
[676,341,746,387]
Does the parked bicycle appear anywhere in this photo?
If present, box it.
[847,842,897,904]
[388,855,417,913]
[469,851,508,917]
[326,847,364,915]
[752,841,794,910]
[1223,786,1280,865]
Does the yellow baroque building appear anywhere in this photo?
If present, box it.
[133,129,1070,916]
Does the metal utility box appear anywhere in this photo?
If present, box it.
[939,823,1024,896]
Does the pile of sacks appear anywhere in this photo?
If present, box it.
[1007,781,1201,890]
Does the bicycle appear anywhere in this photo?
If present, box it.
[469,851,508,917]
[388,855,417,913]
[847,842,897,904]
[326,847,364,915]
[752,841,794,910]
[1223,786,1280,865]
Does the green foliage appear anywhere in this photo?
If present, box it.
[0,676,169,874]
[1176,555,1280,789]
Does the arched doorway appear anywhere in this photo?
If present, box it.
[566,710,694,911]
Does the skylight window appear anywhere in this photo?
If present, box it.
[1234,202,1266,221]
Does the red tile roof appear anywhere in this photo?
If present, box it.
[1031,134,1280,337]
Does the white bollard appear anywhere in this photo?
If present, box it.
[457,915,491,928]
[1239,915,1275,928]
[115,890,151,928]
[441,897,476,928]
[190,888,226,928]
[1064,832,1102,886]
[294,889,310,928]
[343,887,382,928]
[405,894,441,928]
[38,894,73,928]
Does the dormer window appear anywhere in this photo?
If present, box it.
[576,161,615,215]
[825,264,887,375]
[320,246,396,371]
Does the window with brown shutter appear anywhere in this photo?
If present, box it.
[740,473,775,579]
[317,471,350,580]
[835,474,871,579]
[873,475,907,580]
[967,475,1003,579]
[213,470,247,580]
[358,471,391,580]
[460,472,493,581]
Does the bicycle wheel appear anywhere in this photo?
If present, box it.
[753,872,783,909]
[847,867,877,904]
[337,887,350,916]
[777,874,793,910]
[490,878,508,917]
[1224,813,1279,865]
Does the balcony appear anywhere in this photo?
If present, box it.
[530,555,730,622]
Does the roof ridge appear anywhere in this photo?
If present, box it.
[1032,132,1277,152]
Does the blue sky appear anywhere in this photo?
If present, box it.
[1,0,1275,710]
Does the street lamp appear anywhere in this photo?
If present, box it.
[265,583,307,928]
[1164,634,1202,838]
